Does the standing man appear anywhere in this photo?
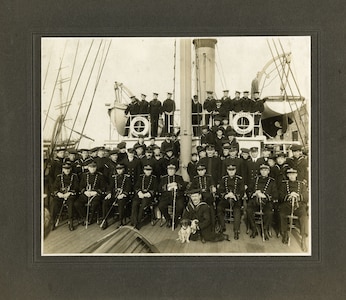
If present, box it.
[287,144,308,185]
[220,90,231,118]
[279,168,309,251]
[138,93,149,115]
[192,95,203,136]
[124,95,140,136]
[162,92,175,134]
[149,92,162,137]
[232,91,242,113]
[203,91,216,126]
[240,91,252,112]
[251,91,265,135]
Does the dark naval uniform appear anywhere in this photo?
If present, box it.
[287,155,308,184]
[131,172,158,229]
[217,173,245,237]
[182,199,225,242]
[123,156,142,186]
[246,174,278,238]
[198,156,222,185]
[75,171,106,223]
[124,98,140,135]
[158,174,186,227]
[203,96,216,126]
[162,97,175,134]
[192,99,203,136]
[279,177,308,247]
[104,172,132,227]
[51,170,79,230]
[149,98,162,137]
[190,173,216,207]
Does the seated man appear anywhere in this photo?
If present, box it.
[103,163,132,229]
[158,164,186,229]
[131,165,158,230]
[51,162,79,231]
[74,161,105,225]
[279,168,309,251]
[246,164,278,239]
[182,189,227,242]
[217,164,245,239]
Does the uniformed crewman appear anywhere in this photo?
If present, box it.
[240,91,252,112]
[182,189,228,242]
[162,92,175,134]
[220,89,232,116]
[75,149,92,178]
[217,164,245,239]
[190,164,216,207]
[131,164,158,230]
[203,91,216,126]
[245,146,262,187]
[198,144,222,185]
[148,93,162,137]
[124,95,140,136]
[251,91,265,135]
[51,162,79,231]
[279,168,308,251]
[192,95,203,136]
[187,152,199,182]
[246,164,278,239]
[122,148,142,186]
[287,144,308,185]
[103,163,132,229]
[158,164,186,229]
[138,93,149,115]
[74,160,106,225]
[232,91,242,113]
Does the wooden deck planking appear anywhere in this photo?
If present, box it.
[43,218,305,255]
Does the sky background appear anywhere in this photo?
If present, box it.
[42,36,310,148]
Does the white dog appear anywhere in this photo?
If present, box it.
[177,219,192,243]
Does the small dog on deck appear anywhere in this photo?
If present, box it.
[177,219,192,243]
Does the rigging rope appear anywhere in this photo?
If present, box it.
[43,40,68,130]
[49,40,95,155]
[76,39,112,148]
[272,39,308,135]
[266,39,306,146]
[65,40,103,148]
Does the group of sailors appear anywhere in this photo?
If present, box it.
[45,132,308,250]
[125,90,265,137]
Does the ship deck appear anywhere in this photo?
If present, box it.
[43,216,306,255]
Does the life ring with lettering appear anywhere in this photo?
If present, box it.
[232,112,254,134]
[130,116,150,137]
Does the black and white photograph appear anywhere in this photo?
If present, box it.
[42,36,311,256]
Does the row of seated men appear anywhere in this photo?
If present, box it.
[47,140,308,249]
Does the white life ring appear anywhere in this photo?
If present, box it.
[130,116,150,137]
[232,112,254,134]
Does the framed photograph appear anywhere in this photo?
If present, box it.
[41,36,312,257]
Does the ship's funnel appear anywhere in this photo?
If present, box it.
[192,39,217,104]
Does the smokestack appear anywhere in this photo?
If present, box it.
[193,39,217,106]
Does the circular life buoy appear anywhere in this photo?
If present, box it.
[130,116,150,137]
[232,112,255,134]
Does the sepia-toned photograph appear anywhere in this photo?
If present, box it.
[42,36,310,256]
